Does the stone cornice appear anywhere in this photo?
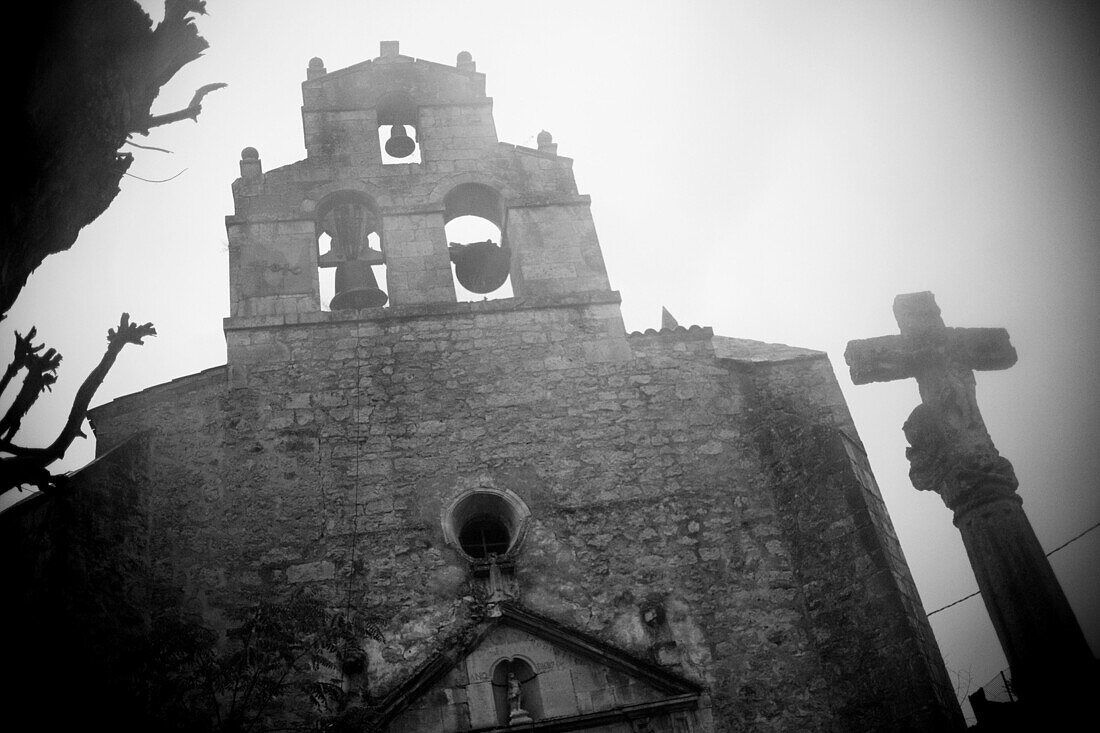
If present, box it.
[223,291,622,333]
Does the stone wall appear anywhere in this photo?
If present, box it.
[77,298,962,731]
[741,354,962,730]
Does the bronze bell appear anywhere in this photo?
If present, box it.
[324,202,375,260]
[330,259,388,309]
[449,240,511,294]
[384,124,416,158]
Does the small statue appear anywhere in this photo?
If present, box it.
[508,672,522,712]
[506,670,533,724]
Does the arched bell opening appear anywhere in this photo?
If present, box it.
[444,183,513,302]
[376,91,421,165]
[315,192,388,311]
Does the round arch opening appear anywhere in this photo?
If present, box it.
[443,183,512,301]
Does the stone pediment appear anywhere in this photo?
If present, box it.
[377,604,705,732]
[303,50,486,111]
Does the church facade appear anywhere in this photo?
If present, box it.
[5,44,964,732]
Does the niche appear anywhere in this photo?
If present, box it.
[444,183,513,301]
[492,658,543,725]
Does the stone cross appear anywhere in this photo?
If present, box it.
[845,291,1092,709]
[845,291,1018,513]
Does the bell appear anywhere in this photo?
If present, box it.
[324,202,375,260]
[330,259,388,309]
[384,124,416,158]
[449,240,511,294]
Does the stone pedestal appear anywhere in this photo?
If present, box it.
[508,707,533,725]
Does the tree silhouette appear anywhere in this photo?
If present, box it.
[1,314,156,492]
[3,0,224,318]
[1,1,223,491]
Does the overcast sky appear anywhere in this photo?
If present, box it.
[4,1,1098,722]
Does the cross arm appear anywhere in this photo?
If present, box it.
[845,326,1016,386]
[944,327,1017,372]
[844,334,916,385]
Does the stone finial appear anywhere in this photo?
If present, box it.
[306,56,326,80]
[239,147,261,180]
[380,40,400,58]
[661,307,679,330]
[537,130,557,155]
[457,50,476,72]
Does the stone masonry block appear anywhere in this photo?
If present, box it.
[539,669,579,718]
[286,560,335,583]
[464,681,497,729]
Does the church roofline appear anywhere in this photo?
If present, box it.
[505,141,573,163]
[303,54,486,86]
[628,324,714,340]
[300,51,487,110]
[711,334,826,364]
[370,602,702,729]
[0,433,148,519]
[86,364,227,435]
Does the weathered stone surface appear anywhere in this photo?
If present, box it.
[65,309,962,730]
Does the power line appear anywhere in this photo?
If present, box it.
[1044,519,1100,558]
[926,519,1100,617]
[122,167,188,183]
[928,589,982,617]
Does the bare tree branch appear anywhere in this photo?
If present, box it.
[0,333,62,443]
[1,0,224,319]
[0,328,43,396]
[0,313,155,494]
[133,83,227,135]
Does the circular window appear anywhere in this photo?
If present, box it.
[459,515,511,558]
[442,489,530,561]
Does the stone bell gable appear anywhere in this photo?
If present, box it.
[228,40,608,321]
